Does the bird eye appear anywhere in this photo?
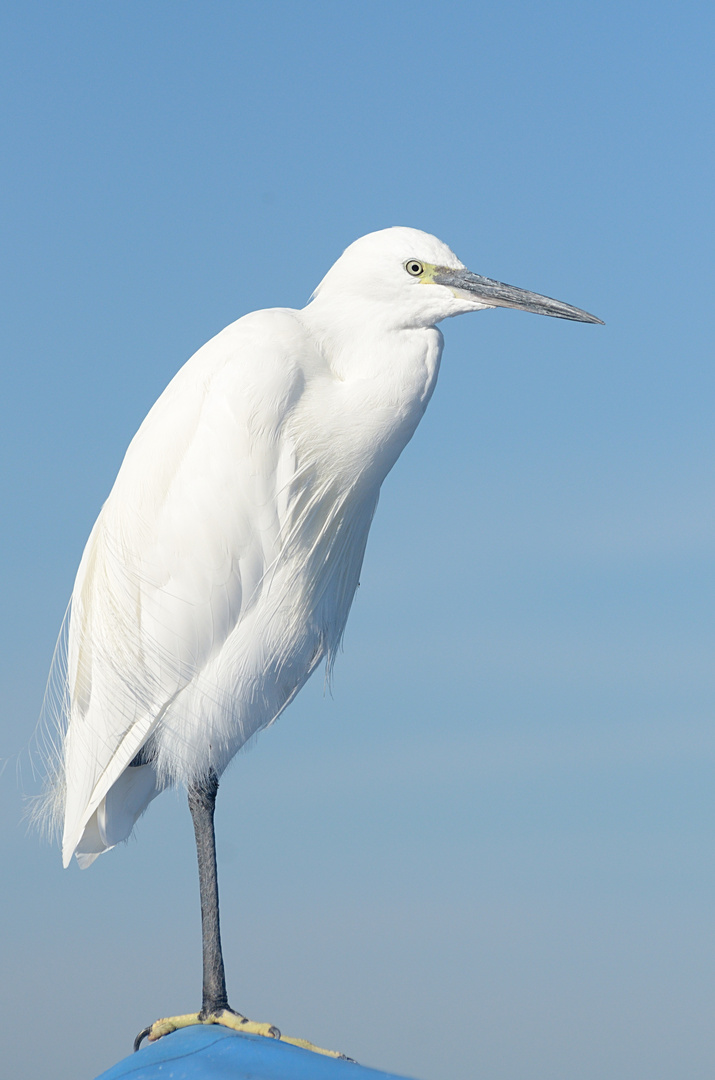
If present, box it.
[405,260,424,277]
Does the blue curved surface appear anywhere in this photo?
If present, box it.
[95,1025,416,1080]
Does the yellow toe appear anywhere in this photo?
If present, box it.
[207,1009,280,1039]
[279,1034,346,1059]
[147,1013,202,1041]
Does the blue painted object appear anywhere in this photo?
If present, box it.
[95,1026,416,1080]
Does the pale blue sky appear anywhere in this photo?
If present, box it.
[2,3,715,1079]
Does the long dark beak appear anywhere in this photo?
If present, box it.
[433,267,604,324]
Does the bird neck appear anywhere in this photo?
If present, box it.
[300,298,443,400]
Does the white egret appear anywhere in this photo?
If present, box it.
[41,227,601,1053]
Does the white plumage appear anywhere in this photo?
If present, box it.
[42,226,601,872]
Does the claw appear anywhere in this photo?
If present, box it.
[133,1026,153,1053]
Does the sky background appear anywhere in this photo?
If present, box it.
[1,3,714,1079]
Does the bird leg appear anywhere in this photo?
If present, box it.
[190,767,231,1017]
[133,770,279,1049]
[133,771,344,1057]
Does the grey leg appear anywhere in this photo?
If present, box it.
[132,770,283,1052]
[188,769,230,1017]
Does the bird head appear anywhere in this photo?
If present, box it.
[309,226,603,332]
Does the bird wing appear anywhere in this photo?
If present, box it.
[61,309,309,863]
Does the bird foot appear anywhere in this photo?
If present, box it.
[133,1008,278,1051]
[134,1007,348,1059]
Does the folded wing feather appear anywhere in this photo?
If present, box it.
[61,310,309,865]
